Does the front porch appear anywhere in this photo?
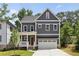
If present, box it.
[19,32,37,50]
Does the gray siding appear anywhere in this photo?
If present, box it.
[37,22,59,34]
[22,23,35,32]
[37,9,58,20]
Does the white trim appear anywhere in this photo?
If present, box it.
[30,25,34,32]
[21,23,22,32]
[21,21,35,23]
[46,12,50,19]
[23,25,28,32]
[38,24,42,28]
[37,34,59,35]
[36,20,59,21]
[45,24,50,31]
[53,24,58,31]
[27,35,28,50]
[0,35,2,42]
[59,21,60,48]
[0,24,1,29]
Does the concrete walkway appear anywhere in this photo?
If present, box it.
[33,49,71,56]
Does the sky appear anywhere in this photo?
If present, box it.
[6,3,79,16]
[1,3,79,24]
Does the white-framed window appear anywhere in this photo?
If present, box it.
[45,24,50,31]
[0,24,1,29]
[0,35,2,42]
[22,35,27,41]
[38,24,42,28]
[23,25,27,32]
[30,25,34,32]
[46,12,50,19]
[53,24,58,31]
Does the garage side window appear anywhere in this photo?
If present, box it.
[53,24,58,31]
[38,24,42,28]
[23,25,27,32]
[0,35,2,42]
[45,24,50,31]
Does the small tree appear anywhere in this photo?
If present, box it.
[10,28,19,55]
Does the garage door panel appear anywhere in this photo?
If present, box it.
[38,38,57,49]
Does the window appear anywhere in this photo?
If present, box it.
[38,24,42,28]
[30,25,34,31]
[23,25,27,32]
[45,24,50,31]
[0,24,1,29]
[0,36,2,42]
[22,35,27,41]
[53,24,58,31]
[46,12,50,19]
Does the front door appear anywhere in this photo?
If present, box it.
[29,36,34,46]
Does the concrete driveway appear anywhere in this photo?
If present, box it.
[33,49,71,56]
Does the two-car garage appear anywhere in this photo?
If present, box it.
[38,38,57,49]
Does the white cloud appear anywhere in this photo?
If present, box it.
[10,9,18,14]
[56,5,63,9]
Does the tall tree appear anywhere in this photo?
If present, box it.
[35,13,41,16]
[74,20,79,47]
[60,20,73,47]
[15,20,21,31]
[17,8,26,20]
[26,9,33,16]
[0,3,9,21]
[0,3,17,22]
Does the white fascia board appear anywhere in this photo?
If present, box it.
[37,34,59,35]
[36,20,60,22]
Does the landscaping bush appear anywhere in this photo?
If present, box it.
[75,45,79,50]
[67,44,75,51]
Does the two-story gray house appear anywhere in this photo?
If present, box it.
[19,9,60,49]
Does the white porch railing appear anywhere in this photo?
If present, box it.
[19,41,29,47]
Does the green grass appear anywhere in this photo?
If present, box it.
[0,50,34,56]
[61,48,79,56]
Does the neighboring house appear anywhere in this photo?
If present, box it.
[19,9,60,49]
[0,20,15,49]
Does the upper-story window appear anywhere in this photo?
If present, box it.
[23,25,27,32]
[45,24,50,31]
[0,35,2,42]
[0,24,1,29]
[38,24,42,28]
[30,25,34,32]
[53,24,58,31]
[46,12,50,19]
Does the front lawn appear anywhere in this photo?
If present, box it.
[0,50,34,56]
[61,48,79,56]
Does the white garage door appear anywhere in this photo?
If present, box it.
[38,38,57,49]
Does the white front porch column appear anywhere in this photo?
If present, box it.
[34,34,37,48]
[59,21,61,48]
[27,35,28,50]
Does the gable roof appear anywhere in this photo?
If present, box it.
[21,16,38,23]
[21,9,60,23]
[36,9,58,20]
